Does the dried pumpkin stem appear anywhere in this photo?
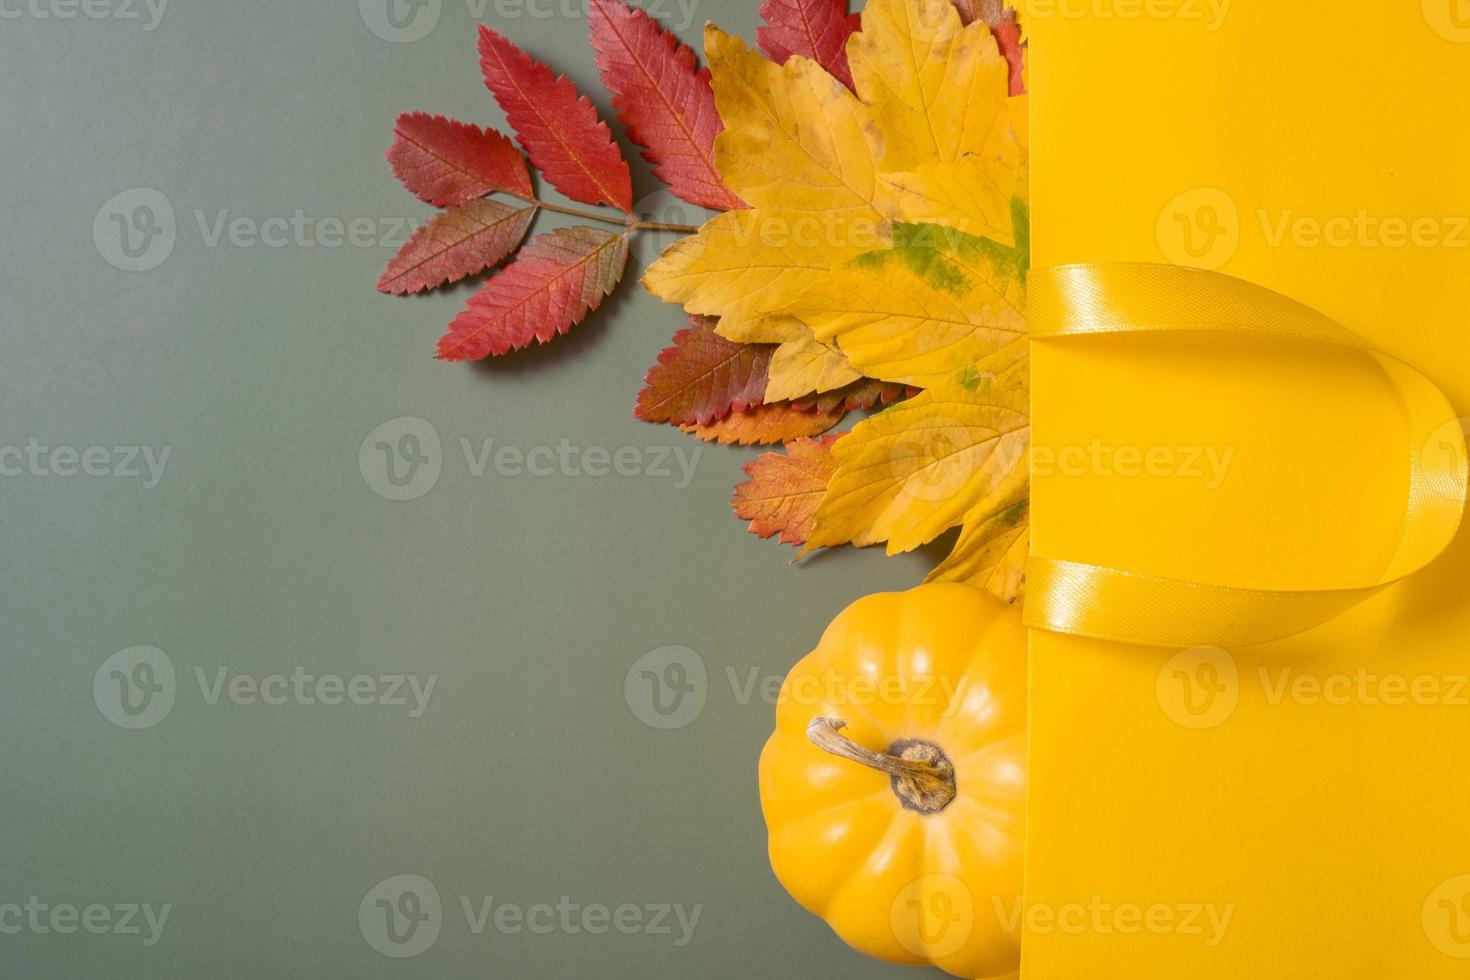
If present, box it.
[807,717,957,815]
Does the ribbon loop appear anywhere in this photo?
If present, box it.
[1023,263,1468,648]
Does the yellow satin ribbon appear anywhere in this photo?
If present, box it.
[1022,263,1468,648]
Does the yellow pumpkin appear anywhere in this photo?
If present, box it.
[759,583,1027,979]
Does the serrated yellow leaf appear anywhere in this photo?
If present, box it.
[765,326,863,402]
[847,0,1011,172]
[642,208,882,320]
[706,26,884,220]
[926,499,1029,602]
[806,377,1029,555]
[648,4,1025,378]
[788,221,1027,387]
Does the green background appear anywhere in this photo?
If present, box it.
[0,0,945,975]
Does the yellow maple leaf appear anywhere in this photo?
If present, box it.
[713,315,860,400]
[643,0,1033,595]
[644,0,1025,391]
[925,499,1029,603]
[706,27,884,221]
[848,0,1012,172]
[764,327,864,401]
[804,352,1029,555]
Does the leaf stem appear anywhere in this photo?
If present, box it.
[510,194,700,234]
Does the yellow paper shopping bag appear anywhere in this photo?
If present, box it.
[1023,2,1470,977]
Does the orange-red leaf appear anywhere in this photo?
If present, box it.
[756,0,860,90]
[733,433,841,545]
[680,402,843,445]
[388,112,532,206]
[478,26,634,213]
[588,0,743,211]
[992,11,1026,96]
[792,378,913,414]
[437,226,628,361]
[636,318,773,426]
[377,200,535,295]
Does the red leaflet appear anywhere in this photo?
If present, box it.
[377,200,535,295]
[635,318,773,427]
[681,402,845,445]
[587,0,744,211]
[991,12,1026,96]
[388,112,533,206]
[437,226,629,360]
[732,434,841,545]
[478,26,633,213]
[792,379,912,414]
[756,0,860,90]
